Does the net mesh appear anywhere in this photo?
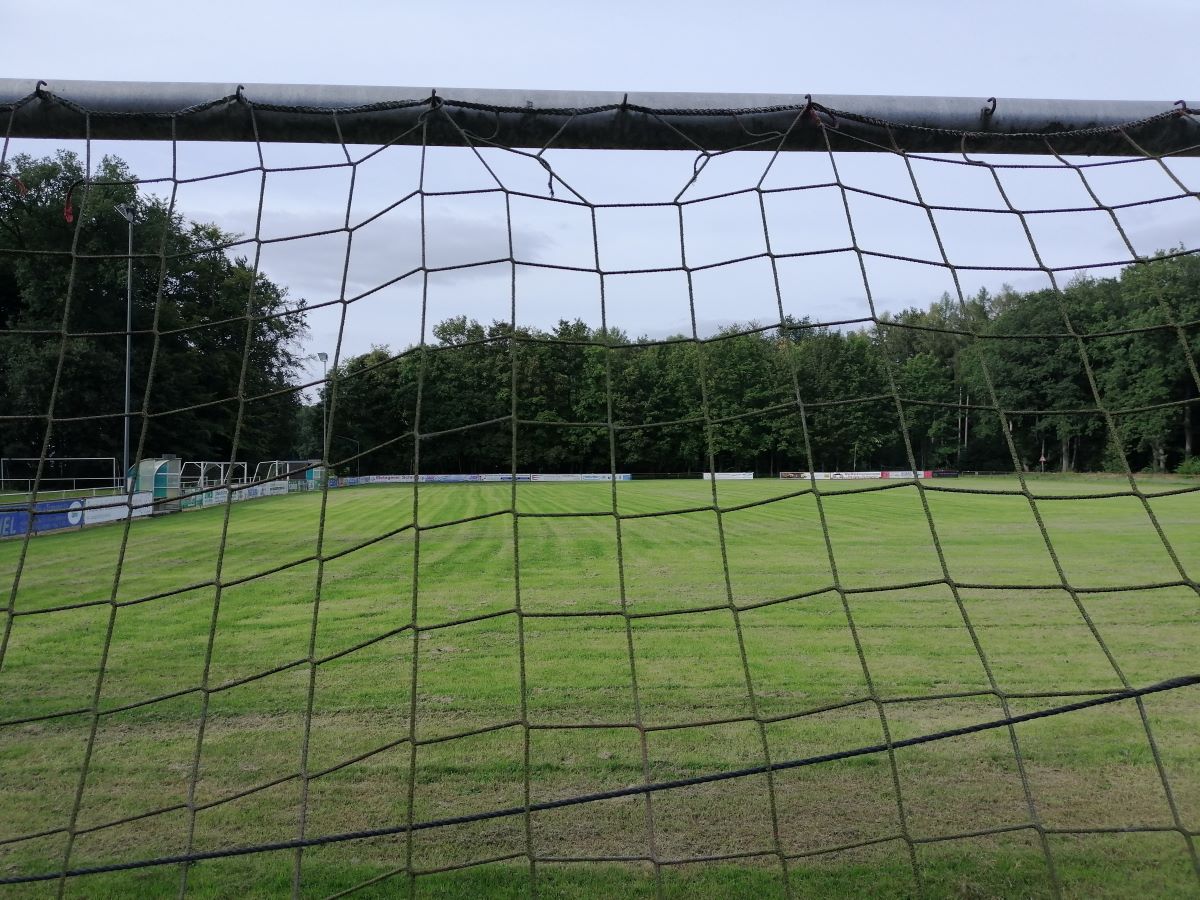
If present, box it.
[0,88,1198,896]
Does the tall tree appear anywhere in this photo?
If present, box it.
[0,151,308,470]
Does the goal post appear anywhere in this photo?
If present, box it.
[1,81,1197,896]
[2,80,1198,156]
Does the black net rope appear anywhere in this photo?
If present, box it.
[0,91,1196,898]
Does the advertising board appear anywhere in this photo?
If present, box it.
[82,492,154,525]
[0,498,84,537]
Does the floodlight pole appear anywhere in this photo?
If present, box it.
[317,352,329,464]
[114,202,135,491]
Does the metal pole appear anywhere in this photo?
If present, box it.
[115,203,135,491]
[964,394,970,448]
[957,385,963,466]
[317,353,329,464]
[124,219,132,492]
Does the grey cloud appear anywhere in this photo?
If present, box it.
[194,206,555,307]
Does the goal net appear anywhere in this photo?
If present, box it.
[0,82,1197,897]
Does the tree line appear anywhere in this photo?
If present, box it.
[311,251,1200,476]
[4,152,1196,480]
[0,152,307,476]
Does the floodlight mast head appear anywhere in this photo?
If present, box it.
[317,351,328,364]
[114,202,134,223]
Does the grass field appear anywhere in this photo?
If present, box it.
[0,476,1197,898]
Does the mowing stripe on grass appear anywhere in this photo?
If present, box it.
[2,673,1193,886]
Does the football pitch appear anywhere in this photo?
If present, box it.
[0,476,1197,897]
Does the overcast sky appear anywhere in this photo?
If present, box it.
[3,0,1198,388]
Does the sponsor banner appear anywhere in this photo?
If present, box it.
[529,473,633,482]
[176,472,638,505]
[932,469,960,478]
[82,492,154,525]
[346,473,635,484]
[781,470,935,481]
[35,499,81,531]
[201,488,230,507]
[703,472,754,480]
[247,480,288,499]
[357,472,636,484]
[0,509,31,537]
[184,479,302,508]
[0,498,84,537]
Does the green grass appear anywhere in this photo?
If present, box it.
[0,476,1197,898]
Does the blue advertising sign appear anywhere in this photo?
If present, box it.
[0,509,27,538]
[0,498,84,538]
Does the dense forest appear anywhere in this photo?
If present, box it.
[0,152,307,471]
[312,252,1200,476]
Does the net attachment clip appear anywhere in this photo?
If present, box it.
[801,95,837,129]
[981,97,997,126]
